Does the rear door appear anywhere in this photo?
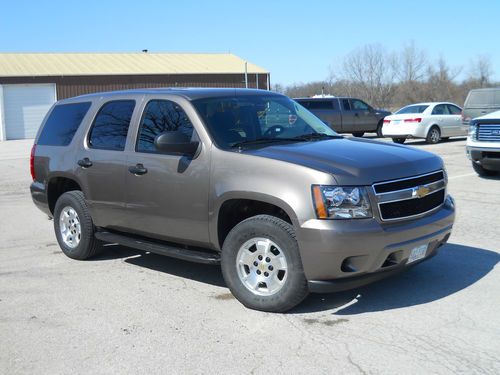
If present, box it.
[124,98,210,245]
[306,100,341,131]
[340,99,355,132]
[446,104,463,136]
[74,99,136,231]
[430,104,451,136]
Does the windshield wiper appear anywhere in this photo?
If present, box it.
[292,133,343,141]
[231,137,305,149]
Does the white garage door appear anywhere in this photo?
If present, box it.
[3,84,56,140]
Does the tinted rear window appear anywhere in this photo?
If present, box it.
[396,105,429,114]
[37,102,91,146]
[88,100,135,151]
[466,90,500,107]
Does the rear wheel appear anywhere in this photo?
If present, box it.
[221,215,309,312]
[392,138,406,144]
[54,191,102,260]
[426,126,441,144]
[352,132,365,137]
[472,162,498,177]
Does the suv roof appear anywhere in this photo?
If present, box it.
[59,88,283,104]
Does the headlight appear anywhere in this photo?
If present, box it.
[469,122,477,140]
[312,185,372,219]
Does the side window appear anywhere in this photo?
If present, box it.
[38,102,91,146]
[342,99,351,111]
[352,99,369,110]
[308,101,333,110]
[88,100,135,151]
[137,100,194,153]
[431,104,449,115]
[447,104,462,115]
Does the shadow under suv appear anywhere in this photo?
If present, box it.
[30,88,455,312]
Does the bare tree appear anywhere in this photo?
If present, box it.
[425,57,462,102]
[284,43,498,110]
[397,41,428,82]
[394,41,429,105]
[468,55,493,88]
[337,44,397,108]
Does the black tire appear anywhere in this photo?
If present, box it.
[352,132,365,137]
[54,190,102,260]
[392,138,406,144]
[376,121,384,138]
[221,215,309,313]
[472,162,498,177]
[426,126,441,144]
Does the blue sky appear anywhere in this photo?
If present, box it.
[0,0,497,85]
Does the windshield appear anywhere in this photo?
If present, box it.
[193,95,337,149]
[396,105,429,114]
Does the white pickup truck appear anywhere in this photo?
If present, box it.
[467,110,500,176]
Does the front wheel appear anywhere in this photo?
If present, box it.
[392,138,406,144]
[426,126,441,144]
[352,132,365,137]
[221,215,309,312]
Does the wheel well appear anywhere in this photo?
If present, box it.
[47,177,82,214]
[429,124,441,133]
[217,199,292,249]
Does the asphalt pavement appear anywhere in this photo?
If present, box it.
[0,137,499,374]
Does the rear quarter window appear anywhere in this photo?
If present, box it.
[37,102,92,146]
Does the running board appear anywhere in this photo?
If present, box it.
[95,231,220,265]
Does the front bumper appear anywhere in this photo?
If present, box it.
[466,144,500,171]
[296,195,455,289]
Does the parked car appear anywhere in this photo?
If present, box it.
[467,110,500,176]
[294,96,391,137]
[462,88,500,126]
[30,88,455,312]
[382,102,464,144]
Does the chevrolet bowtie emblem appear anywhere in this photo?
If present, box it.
[413,185,430,199]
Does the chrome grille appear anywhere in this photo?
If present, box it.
[478,123,500,142]
[372,170,446,221]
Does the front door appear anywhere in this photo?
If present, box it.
[124,99,210,245]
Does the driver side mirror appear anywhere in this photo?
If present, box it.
[154,132,199,156]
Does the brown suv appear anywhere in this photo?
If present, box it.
[30,88,455,312]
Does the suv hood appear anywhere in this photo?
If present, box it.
[244,138,443,185]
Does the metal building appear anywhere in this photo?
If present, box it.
[0,53,270,140]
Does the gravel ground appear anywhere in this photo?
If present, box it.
[0,137,499,374]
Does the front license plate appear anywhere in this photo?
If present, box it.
[407,244,428,264]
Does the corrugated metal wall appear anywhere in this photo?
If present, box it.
[0,74,270,100]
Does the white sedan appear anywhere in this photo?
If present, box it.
[382,102,466,144]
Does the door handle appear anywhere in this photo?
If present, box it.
[128,163,148,175]
[77,158,93,168]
